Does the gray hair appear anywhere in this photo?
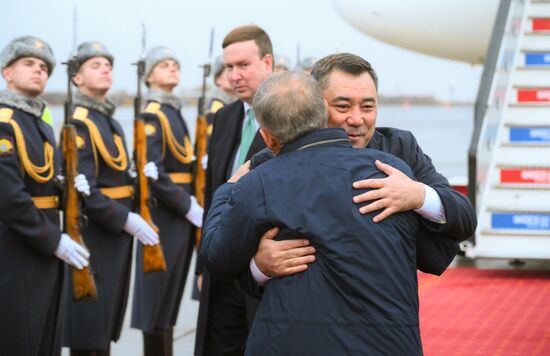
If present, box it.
[253,71,327,145]
[311,53,378,91]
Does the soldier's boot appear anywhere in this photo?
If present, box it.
[144,328,172,356]
[70,345,110,356]
[96,345,110,356]
[71,349,95,356]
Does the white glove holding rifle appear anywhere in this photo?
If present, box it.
[186,196,203,228]
[143,162,158,181]
[55,233,90,269]
[74,174,90,196]
[58,174,90,197]
[124,212,159,246]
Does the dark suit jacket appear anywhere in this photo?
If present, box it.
[244,127,476,278]
[201,128,422,355]
[195,100,266,356]
[368,128,476,273]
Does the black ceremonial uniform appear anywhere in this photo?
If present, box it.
[0,91,64,356]
[62,93,133,351]
[131,94,195,333]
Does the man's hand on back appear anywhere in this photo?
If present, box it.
[254,227,316,278]
[352,160,425,222]
[228,161,251,183]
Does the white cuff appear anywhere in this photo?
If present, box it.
[250,257,272,285]
[414,184,447,224]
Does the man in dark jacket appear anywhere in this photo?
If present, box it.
[194,25,273,356]
[200,71,422,355]
[250,53,476,283]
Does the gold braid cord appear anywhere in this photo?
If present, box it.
[0,109,55,183]
[73,107,128,173]
[145,103,194,164]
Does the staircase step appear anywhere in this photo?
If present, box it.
[494,183,550,189]
[509,103,550,107]
[513,87,550,103]
[469,234,550,259]
[528,2,550,18]
[505,106,550,124]
[506,126,550,143]
[480,229,550,237]
[486,188,550,210]
[495,145,550,165]
[498,167,550,184]
[513,68,550,86]
[531,17,550,31]
[488,211,550,230]
[521,35,550,51]
[518,51,550,67]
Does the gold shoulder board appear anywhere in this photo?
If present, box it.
[0,108,14,123]
[145,102,161,114]
[210,100,224,114]
[72,106,89,121]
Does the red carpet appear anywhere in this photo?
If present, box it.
[419,268,550,356]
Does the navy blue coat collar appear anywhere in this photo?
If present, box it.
[279,128,351,155]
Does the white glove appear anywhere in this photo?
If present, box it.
[201,154,208,170]
[54,233,90,269]
[124,212,159,246]
[74,174,90,196]
[143,162,158,181]
[185,196,204,228]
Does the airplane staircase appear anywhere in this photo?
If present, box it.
[467,0,550,259]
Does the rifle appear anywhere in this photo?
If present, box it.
[193,27,215,248]
[133,23,167,273]
[62,56,98,300]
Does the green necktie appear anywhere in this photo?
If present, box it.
[237,108,256,166]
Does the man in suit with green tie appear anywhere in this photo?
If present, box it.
[194,24,274,356]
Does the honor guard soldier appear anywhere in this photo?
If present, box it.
[62,41,158,356]
[0,36,90,356]
[131,46,203,356]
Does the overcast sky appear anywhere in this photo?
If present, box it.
[3,0,483,101]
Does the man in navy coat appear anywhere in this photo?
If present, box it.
[200,71,422,355]
[250,53,476,284]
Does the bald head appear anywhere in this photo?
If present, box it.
[253,71,327,146]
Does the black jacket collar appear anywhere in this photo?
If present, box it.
[280,128,351,155]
